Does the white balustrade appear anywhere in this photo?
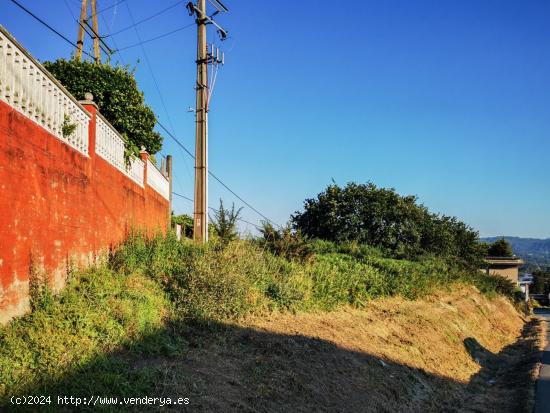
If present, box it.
[95,114,125,170]
[95,113,144,186]
[0,26,167,192]
[147,159,169,200]
[0,27,89,155]
[127,157,145,186]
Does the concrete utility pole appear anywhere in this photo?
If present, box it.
[188,0,228,243]
[193,0,208,242]
[75,0,88,61]
[166,155,173,230]
[75,0,101,63]
[90,0,101,63]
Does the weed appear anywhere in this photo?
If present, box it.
[61,114,77,138]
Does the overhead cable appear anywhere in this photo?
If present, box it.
[157,121,280,228]
[172,192,263,230]
[115,23,194,51]
[95,0,126,16]
[9,0,94,58]
[106,0,184,37]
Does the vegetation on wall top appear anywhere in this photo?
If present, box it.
[43,59,163,156]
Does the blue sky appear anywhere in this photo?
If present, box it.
[2,0,550,238]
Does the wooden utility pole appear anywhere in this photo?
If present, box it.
[75,0,101,63]
[75,0,88,61]
[193,0,208,242]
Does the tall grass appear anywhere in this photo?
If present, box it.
[110,233,519,320]
[0,267,170,401]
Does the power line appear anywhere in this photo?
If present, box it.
[124,3,190,162]
[172,191,194,203]
[97,0,125,65]
[124,3,176,130]
[9,0,94,58]
[172,192,263,230]
[123,2,194,187]
[157,121,194,158]
[77,19,114,57]
[156,121,280,228]
[208,171,278,228]
[106,0,185,37]
[172,169,189,199]
[101,2,275,231]
[10,0,269,232]
[63,0,77,19]
[95,0,126,15]
[115,23,195,51]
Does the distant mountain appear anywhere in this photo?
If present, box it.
[481,236,550,269]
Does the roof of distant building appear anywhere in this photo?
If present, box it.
[484,256,524,266]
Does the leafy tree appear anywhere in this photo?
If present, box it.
[292,182,421,257]
[532,269,550,295]
[43,59,162,155]
[292,182,484,262]
[210,200,242,243]
[487,238,514,257]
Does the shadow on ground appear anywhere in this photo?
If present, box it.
[532,307,550,413]
[3,318,542,413]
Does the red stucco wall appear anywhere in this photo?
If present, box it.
[0,100,169,323]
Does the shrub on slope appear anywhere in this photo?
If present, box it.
[110,234,518,321]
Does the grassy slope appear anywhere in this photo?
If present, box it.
[0,236,542,412]
[184,288,541,412]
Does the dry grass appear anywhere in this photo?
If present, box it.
[153,286,542,412]
[244,285,522,383]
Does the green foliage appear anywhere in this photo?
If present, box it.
[292,182,485,263]
[471,271,518,299]
[259,222,314,262]
[28,258,54,312]
[43,59,162,155]
[0,267,169,402]
[532,269,550,295]
[487,238,514,257]
[482,236,550,269]
[170,214,218,240]
[210,200,242,244]
[110,234,274,320]
[111,233,518,319]
[171,213,194,239]
[61,114,77,139]
[309,239,385,259]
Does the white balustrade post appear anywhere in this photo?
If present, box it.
[5,43,13,103]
